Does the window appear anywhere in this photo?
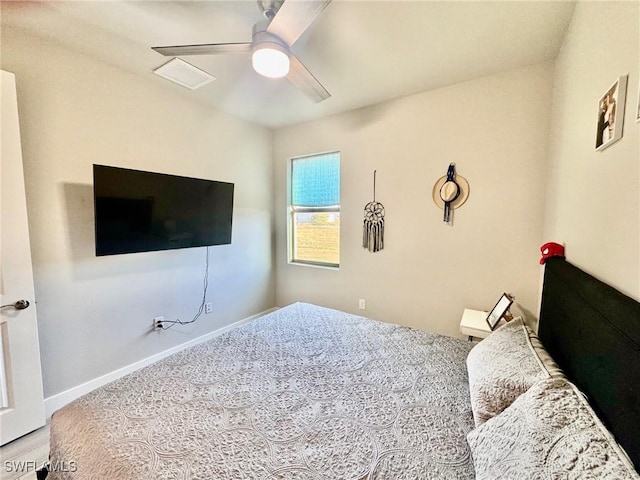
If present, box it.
[289,152,340,267]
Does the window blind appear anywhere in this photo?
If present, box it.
[291,152,340,207]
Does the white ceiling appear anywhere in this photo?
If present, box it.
[1,1,576,128]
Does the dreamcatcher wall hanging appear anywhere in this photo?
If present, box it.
[432,163,469,225]
[363,170,385,252]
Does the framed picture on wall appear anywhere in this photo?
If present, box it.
[636,82,640,123]
[595,74,628,151]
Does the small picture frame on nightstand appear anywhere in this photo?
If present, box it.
[486,293,513,330]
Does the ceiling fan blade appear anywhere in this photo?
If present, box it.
[287,53,330,103]
[267,0,331,46]
[152,43,252,56]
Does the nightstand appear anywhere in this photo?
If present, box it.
[459,308,492,341]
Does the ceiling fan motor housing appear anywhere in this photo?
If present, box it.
[252,20,288,52]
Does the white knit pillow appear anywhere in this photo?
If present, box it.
[466,318,564,426]
[468,378,640,479]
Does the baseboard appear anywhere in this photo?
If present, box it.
[43,307,278,418]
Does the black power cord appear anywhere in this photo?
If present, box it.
[157,246,210,330]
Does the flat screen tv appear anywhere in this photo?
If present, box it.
[93,164,234,256]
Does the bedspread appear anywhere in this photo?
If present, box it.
[49,303,475,479]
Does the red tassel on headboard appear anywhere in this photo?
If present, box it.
[539,242,565,265]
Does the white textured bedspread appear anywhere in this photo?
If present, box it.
[49,303,475,479]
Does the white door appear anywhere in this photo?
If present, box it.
[0,70,45,445]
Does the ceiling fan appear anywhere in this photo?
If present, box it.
[152,0,331,103]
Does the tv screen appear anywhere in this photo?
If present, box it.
[93,164,234,256]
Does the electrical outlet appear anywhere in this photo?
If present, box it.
[154,316,164,331]
[205,302,213,314]
[359,299,366,310]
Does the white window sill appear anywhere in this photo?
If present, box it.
[288,260,339,271]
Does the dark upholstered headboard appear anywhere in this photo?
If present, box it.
[539,257,640,471]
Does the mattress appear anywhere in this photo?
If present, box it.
[48,303,475,479]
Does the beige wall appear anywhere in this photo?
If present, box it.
[545,1,639,299]
[274,62,554,336]
[1,31,275,398]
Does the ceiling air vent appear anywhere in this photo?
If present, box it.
[153,58,215,90]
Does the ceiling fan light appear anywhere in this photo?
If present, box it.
[252,46,290,78]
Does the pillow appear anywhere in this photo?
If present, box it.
[466,317,564,425]
[467,378,640,479]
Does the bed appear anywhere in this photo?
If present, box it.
[44,258,640,479]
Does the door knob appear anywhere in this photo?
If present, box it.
[0,300,30,310]
[14,300,30,310]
